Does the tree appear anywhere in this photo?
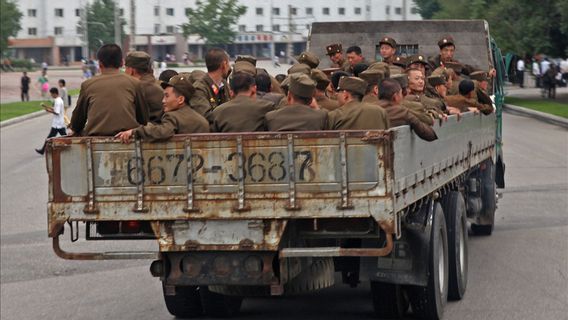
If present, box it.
[79,0,126,54]
[0,0,22,57]
[182,0,247,46]
[413,0,441,19]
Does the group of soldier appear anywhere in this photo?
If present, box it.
[67,35,495,144]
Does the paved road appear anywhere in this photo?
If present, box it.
[1,112,567,320]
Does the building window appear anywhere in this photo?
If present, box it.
[322,7,330,15]
[272,7,280,16]
[119,8,124,16]
[395,7,402,15]
[256,7,263,15]
[28,28,37,36]
[386,6,390,15]
[154,6,159,16]
[75,9,82,17]
[54,27,63,35]
[28,9,37,17]
[354,7,362,15]
[306,7,313,15]
[76,26,82,34]
[166,26,175,33]
[338,7,345,15]
[154,24,160,34]
[272,24,280,32]
[185,8,191,16]
[166,8,174,16]
[238,25,246,32]
[256,25,264,32]
[411,7,419,14]
[55,8,64,17]
[290,7,297,15]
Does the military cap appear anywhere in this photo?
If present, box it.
[298,51,320,69]
[379,36,397,48]
[407,54,429,66]
[235,55,257,66]
[359,69,387,86]
[470,71,489,82]
[233,61,257,76]
[444,61,463,74]
[280,76,291,90]
[353,63,369,77]
[438,36,455,48]
[428,75,446,87]
[393,56,408,68]
[289,73,316,99]
[161,74,195,102]
[125,51,152,70]
[287,63,312,75]
[368,62,391,78]
[326,43,343,56]
[391,74,408,89]
[310,69,331,91]
[338,76,367,96]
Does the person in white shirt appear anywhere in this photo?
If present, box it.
[35,87,67,155]
[516,57,525,88]
[532,58,541,88]
[540,58,550,74]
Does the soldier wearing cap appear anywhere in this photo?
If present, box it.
[124,51,164,123]
[389,56,407,75]
[379,37,398,65]
[429,36,487,77]
[424,75,450,115]
[407,54,430,76]
[326,43,350,70]
[377,79,438,141]
[115,74,209,142]
[237,55,284,94]
[209,72,275,132]
[190,48,231,118]
[311,69,340,111]
[469,71,492,105]
[71,44,149,136]
[327,76,389,130]
[287,63,312,75]
[359,68,387,105]
[445,79,493,115]
[264,74,327,131]
[298,51,320,69]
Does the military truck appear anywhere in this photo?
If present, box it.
[45,20,506,319]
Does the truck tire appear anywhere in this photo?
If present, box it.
[443,191,468,301]
[285,257,335,294]
[162,284,203,318]
[200,286,243,317]
[370,281,409,319]
[408,202,448,320]
[471,159,496,236]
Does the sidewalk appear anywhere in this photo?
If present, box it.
[503,84,568,129]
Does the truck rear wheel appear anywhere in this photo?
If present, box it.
[162,284,203,318]
[471,159,496,236]
[200,286,243,317]
[370,281,409,318]
[408,201,448,320]
[285,257,335,294]
[444,191,468,300]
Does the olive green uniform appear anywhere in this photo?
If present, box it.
[327,100,389,130]
[378,100,438,141]
[133,105,209,141]
[210,95,275,132]
[316,95,340,111]
[189,74,231,117]
[265,104,328,131]
[71,69,149,136]
[444,95,493,115]
[139,74,164,124]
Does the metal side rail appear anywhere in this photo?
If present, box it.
[52,236,159,260]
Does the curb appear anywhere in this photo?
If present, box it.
[0,110,47,128]
[503,104,568,129]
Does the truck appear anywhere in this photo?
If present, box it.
[45,20,506,319]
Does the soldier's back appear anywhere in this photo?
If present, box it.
[211,96,275,132]
[328,101,389,130]
[265,104,327,131]
[139,74,164,123]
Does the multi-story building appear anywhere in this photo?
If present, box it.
[10,0,421,65]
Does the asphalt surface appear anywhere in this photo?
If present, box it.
[1,110,567,319]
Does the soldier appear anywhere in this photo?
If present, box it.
[158,69,178,83]
[327,76,389,130]
[403,68,438,124]
[379,37,398,64]
[287,63,312,75]
[469,71,493,106]
[428,36,491,77]
[189,48,231,118]
[264,74,327,131]
[124,51,164,124]
[311,68,340,111]
[444,79,493,115]
[390,56,407,75]
[297,51,320,69]
[425,75,449,115]
[115,74,209,143]
[407,54,430,76]
[377,79,438,141]
[359,68,387,105]
[236,55,283,94]
[255,71,286,107]
[70,44,149,136]
[345,46,370,73]
[209,72,275,132]
[326,43,350,70]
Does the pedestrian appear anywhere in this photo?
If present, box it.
[41,61,48,72]
[542,64,557,99]
[273,55,281,67]
[37,71,49,98]
[532,57,541,88]
[20,71,31,101]
[35,87,67,155]
[516,56,525,88]
[159,59,167,76]
[58,79,69,112]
